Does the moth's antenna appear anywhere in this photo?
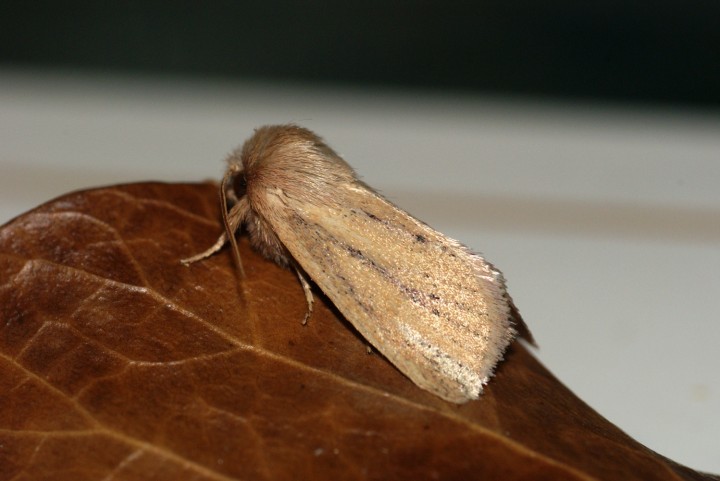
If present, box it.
[221,168,246,278]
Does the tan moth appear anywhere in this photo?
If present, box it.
[183,124,525,403]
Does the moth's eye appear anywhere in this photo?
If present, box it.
[233,174,248,198]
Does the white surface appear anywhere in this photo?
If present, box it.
[2,69,719,473]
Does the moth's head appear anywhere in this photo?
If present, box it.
[219,159,247,205]
[221,134,289,267]
[219,124,357,267]
[230,165,247,203]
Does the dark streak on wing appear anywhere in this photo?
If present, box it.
[290,213,377,317]
[344,240,440,313]
[359,208,428,245]
[362,210,381,221]
[334,210,488,321]
[294,209,438,313]
[293,209,487,332]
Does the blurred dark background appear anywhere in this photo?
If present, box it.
[2,1,719,108]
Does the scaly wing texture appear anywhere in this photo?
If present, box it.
[262,183,515,403]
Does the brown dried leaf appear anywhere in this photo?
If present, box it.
[0,182,717,481]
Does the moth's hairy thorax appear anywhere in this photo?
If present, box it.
[232,124,357,266]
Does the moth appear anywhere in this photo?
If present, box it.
[183,124,526,403]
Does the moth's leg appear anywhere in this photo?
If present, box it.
[294,267,314,325]
[181,233,227,265]
[181,197,245,267]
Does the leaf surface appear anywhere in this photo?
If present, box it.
[0,182,716,481]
